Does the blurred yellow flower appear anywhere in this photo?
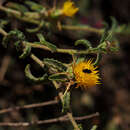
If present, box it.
[73,59,100,89]
[62,1,79,17]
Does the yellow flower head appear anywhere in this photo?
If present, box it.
[73,59,100,89]
[62,1,79,17]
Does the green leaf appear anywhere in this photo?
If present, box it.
[25,1,46,12]
[26,20,44,33]
[0,19,9,28]
[62,91,70,113]
[37,33,57,52]
[49,73,68,82]
[19,43,31,59]
[110,17,118,32]
[7,2,28,13]
[2,30,25,49]
[105,17,117,42]
[75,39,92,48]
[97,42,107,52]
[100,17,118,44]
[25,64,47,83]
[90,125,98,130]
[100,28,108,43]
[43,58,67,72]
[74,124,83,130]
[94,53,102,66]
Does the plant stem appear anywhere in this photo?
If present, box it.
[30,53,44,68]
[62,25,104,35]
[67,112,80,130]
[52,81,80,130]
[0,28,100,55]
[0,100,58,114]
[0,5,104,35]
[0,113,99,127]
[0,28,7,36]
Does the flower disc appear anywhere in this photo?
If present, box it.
[73,59,100,89]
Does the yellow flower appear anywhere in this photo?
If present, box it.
[62,1,79,17]
[73,59,100,89]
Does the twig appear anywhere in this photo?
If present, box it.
[0,55,11,82]
[0,100,58,115]
[52,81,80,130]
[0,112,99,127]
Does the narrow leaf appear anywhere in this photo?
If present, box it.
[37,33,57,52]
[90,125,98,130]
[62,91,70,113]
[7,2,28,13]
[25,1,46,12]
[43,58,67,72]
[2,30,25,48]
[94,53,102,66]
[49,73,68,82]
[19,44,31,59]
[26,21,44,33]
[25,64,47,83]
[105,17,118,42]
[75,39,92,48]
[0,19,9,28]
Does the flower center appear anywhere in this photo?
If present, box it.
[82,69,92,73]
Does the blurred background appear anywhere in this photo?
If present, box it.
[0,0,130,130]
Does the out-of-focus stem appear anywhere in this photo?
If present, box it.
[0,5,104,35]
[0,28,7,36]
[62,25,104,35]
[52,81,80,130]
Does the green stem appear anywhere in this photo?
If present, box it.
[30,44,100,55]
[62,25,104,35]
[0,28,100,55]
[30,53,44,68]
[0,5,104,35]
[67,112,80,130]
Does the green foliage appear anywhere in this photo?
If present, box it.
[49,73,68,82]
[7,2,28,13]
[2,30,25,48]
[98,18,119,53]
[43,58,67,72]
[100,17,117,43]
[19,43,31,59]
[0,1,123,129]
[25,64,47,83]
[74,124,83,130]
[94,53,102,65]
[26,20,44,33]
[25,1,46,12]
[37,33,57,52]
[62,91,70,113]
[75,39,92,49]
[0,19,8,28]
[90,125,98,130]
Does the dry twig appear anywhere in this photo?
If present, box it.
[0,100,58,114]
[0,112,99,127]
